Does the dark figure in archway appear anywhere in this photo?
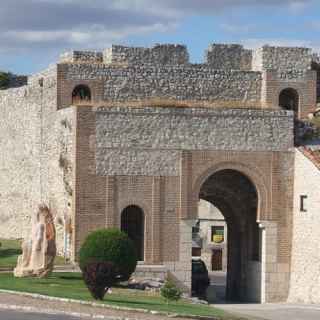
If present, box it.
[199,169,260,302]
[72,85,91,104]
[121,205,145,261]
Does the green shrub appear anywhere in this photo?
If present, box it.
[0,72,10,89]
[79,228,137,282]
[160,279,182,304]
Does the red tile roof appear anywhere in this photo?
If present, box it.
[299,145,320,170]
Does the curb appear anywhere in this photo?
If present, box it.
[0,289,218,320]
[0,303,133,320]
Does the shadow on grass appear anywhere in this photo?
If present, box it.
[59,275,83,281]
[0,248,21,258]
[105,297,162,307]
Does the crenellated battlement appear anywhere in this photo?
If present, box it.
[252,45,313,71]
[205,44,252,71]
[58,43,318,74]
[59,44,189,66]
[59,51,103,64]
[103,44,189,65]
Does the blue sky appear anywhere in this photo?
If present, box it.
[1,0,319,74]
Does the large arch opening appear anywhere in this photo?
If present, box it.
[121,205,145,261]
[198,169,261,302]
[279,88,299,114]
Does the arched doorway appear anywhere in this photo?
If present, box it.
[199,169,260,302]
[121,205,145,261]
[72,85,91,104]
[279,88,299,114]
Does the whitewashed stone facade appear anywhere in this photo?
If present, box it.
[289,149,320,303]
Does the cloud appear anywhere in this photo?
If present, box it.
[240,38,320,53]
[0,0,313,52]
[220,23,254,34]
[0,0,176,52]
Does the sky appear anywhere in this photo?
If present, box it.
[1,0,320,75]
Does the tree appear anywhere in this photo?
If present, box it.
[0,72,10,89]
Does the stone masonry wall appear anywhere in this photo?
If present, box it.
[59,63,262,106]
[252,46,313,72]
[103,44,189,65]
[288,149,320,303]
[0,67,73,255]
[205,44,252,70]
[60,51,103,64]
[95,107,294,177]
[0,86,41,241]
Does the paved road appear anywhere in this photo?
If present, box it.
[219,303,320,320]
[0,309,80,320]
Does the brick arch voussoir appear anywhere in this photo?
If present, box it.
[119,200,149,221]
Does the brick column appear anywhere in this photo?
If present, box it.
[180,151,192,220]
[151,176,162,263]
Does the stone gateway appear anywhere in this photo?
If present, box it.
[1,43,320,303]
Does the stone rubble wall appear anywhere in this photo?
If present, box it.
[59,51,103,64]
[0,67,73,256]
[64,64,262,103]
[0,86,41,242]
[288,149,320,303]
[95,107,294,177]
[205,44,252,70]
[103,44,189,65]
[252,46,313,72]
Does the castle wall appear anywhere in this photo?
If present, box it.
[58,64,262,108]
[58,44,317,118]
[288,149,320,303]
[0,67,74,256]
[0,86,41,241]
[94,107,293,177]
[73,105,294,301]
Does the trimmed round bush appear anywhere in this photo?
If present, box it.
[79,228,137,282]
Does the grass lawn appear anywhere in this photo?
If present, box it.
[0,239,67,268]
[0,272,247,319]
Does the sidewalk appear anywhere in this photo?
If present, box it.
[218,303,320,320]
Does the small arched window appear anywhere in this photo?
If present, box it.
[279,88,299,114]
[72,85,91,105]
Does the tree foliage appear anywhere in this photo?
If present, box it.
[160,279,182,304]
[0,72,10,89]
[79,228,137,299]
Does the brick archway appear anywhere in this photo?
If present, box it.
[278,87,300,114]
[191,163,269,302]
[192,161,270,222]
